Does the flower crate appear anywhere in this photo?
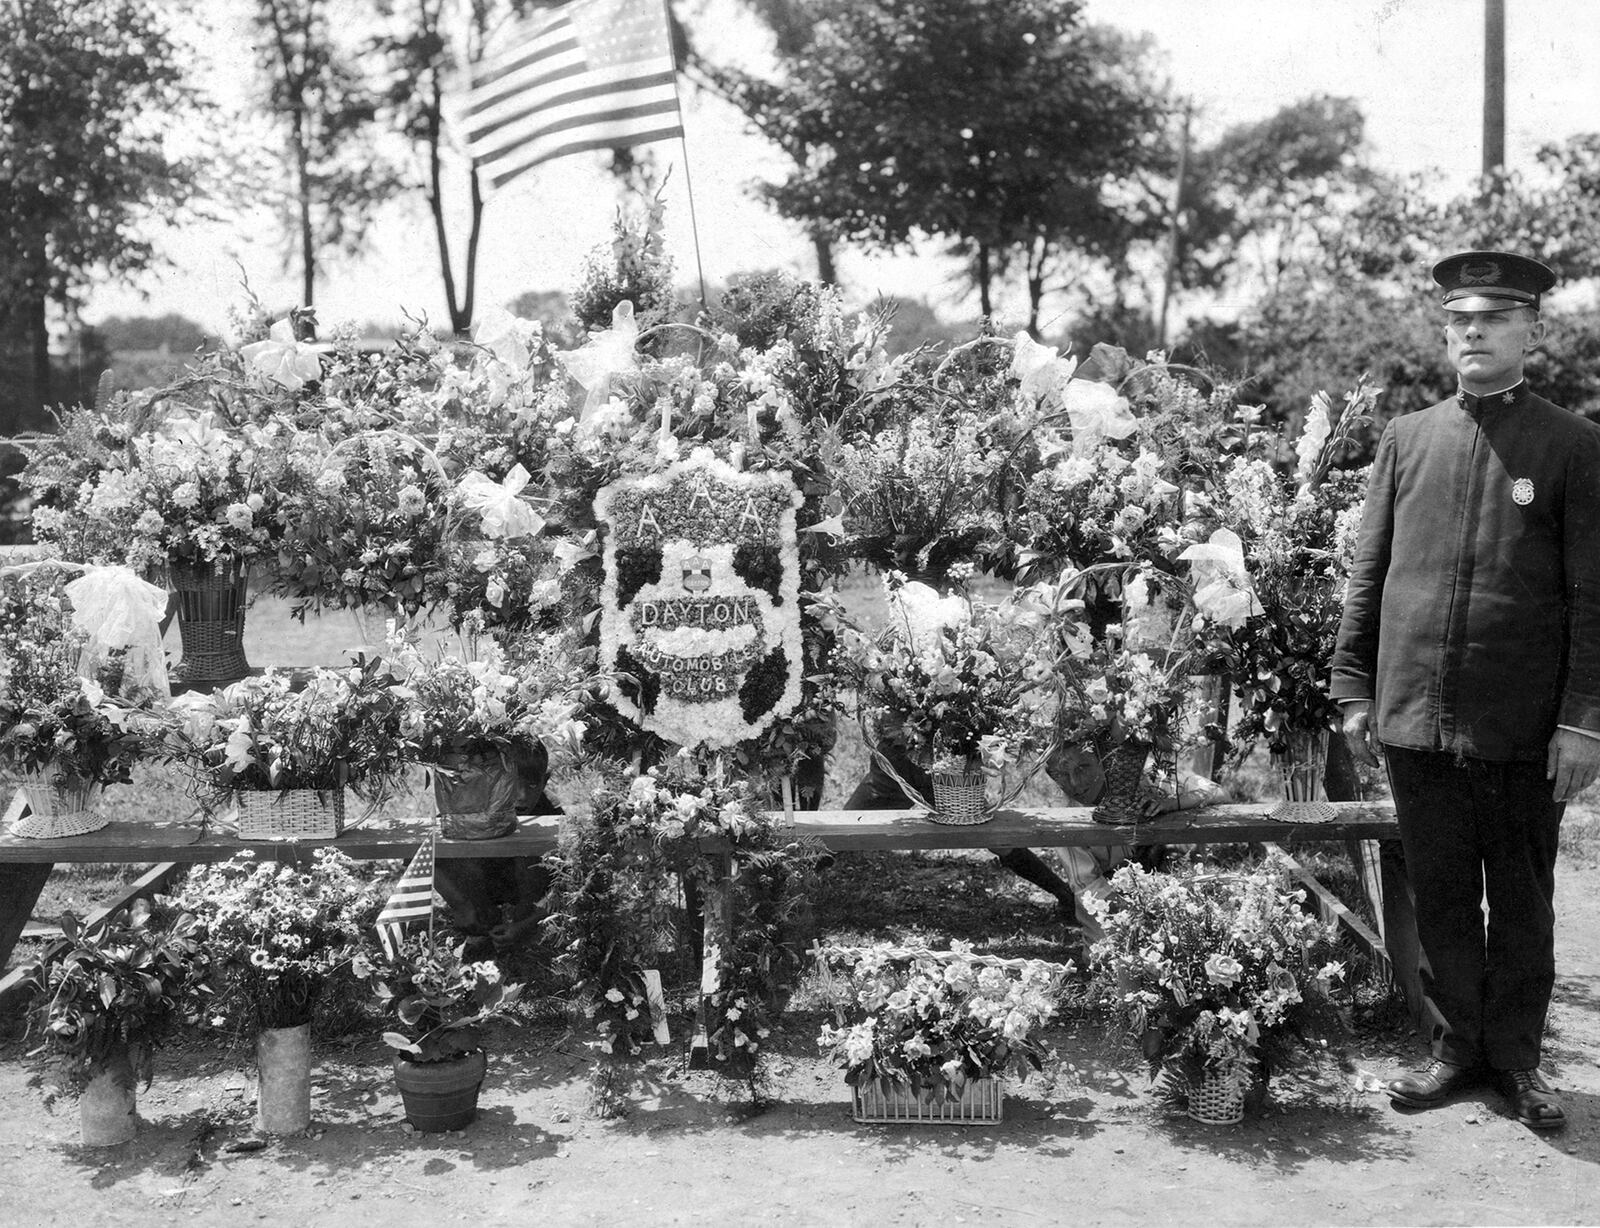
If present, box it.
[851,1076,1004,1125]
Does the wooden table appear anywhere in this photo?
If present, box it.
[1,794,1415,1016]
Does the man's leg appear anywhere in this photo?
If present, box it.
[1478,758,1563,1070]
[1383,746,1489,1105]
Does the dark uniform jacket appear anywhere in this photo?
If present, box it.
[1329,383,1600,761]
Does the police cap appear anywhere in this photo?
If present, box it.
[1432,250,1556,312]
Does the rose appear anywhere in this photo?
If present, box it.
[1204,953,1243,988]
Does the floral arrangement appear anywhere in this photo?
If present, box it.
[274,429,453,618]
[0,568,154,783]
[164,848,386,1031]
[817,942,1070,1099]
[25,902,209,1088]
[847,569,1055,777]
[1184,380,1376,754]
[609,751,767,845]
[388,626,592,765]
[1087,855,1344,1089]
[176,657,412,803]
[353,931,523,1062]
[593,448,804,749]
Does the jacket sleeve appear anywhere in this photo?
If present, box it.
[1329,422,1397,703]
[1557,420,1600,732]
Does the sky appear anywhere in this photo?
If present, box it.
[82,0,1600,338]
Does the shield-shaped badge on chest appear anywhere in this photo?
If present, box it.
[1512,477,1535,506]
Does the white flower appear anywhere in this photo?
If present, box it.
[604,987,625,1003]
[1179,529,1263,629]
[224,502,254,531]
[171,481,201,510]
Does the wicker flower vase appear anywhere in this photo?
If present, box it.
[234,789,346,841]
[1091,738,1152,826]
[432,748,524,840]
[928,764,991,826]
[170,556,252,686]
[11,765,107,839]
[851,1076,1004,1124]
[1269,728,1338,822]
[1181,1064,1248,1125]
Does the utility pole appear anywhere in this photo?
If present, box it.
[1157,101,1191,347]
[1483,0,1505,177]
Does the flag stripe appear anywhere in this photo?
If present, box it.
[463,0,683,191]
[467,61,674,147]
[489,118,684,190]
[375,837,435,958]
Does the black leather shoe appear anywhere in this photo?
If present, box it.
[1387,1058,1482,1108]
[1496,1068,1566,1130]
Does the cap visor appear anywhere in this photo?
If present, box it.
[1442,293,1533,312]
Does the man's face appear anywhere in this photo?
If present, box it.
[1047,745,1106,805]
[1444,307,1545,393]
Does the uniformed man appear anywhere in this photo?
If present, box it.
[1331,249,1600,1130]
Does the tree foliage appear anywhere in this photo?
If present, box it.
[244,0,405,308]
[0,0,200,418]
[720,0,1171,324]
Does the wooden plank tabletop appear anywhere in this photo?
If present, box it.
[0,800,1397,864]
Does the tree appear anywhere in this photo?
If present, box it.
[0,0,199,423]
[372,0,517,335]
[246,0,404,308]
[719,0,1171,326]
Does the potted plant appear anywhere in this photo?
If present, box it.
[164,848,386,1134]
[845,569,1055,824]
[0,567,160,838]
[1042,566,1197,825]
[817,942,1070,1124]
[24,902,209,1145]
[1086,854,1346,1124]
[388,626,592,839]
[176,655,412,840]
[353,931,523,1132]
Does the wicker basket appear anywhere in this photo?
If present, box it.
[1181,1065,1247,1125]
[234,789,345,841]
[851,1076,1004,1125]
[1268,729,1338,823]
[10,768,108,839]
[1091,738,1152,826]
[170,556,252,686]
[928,769,991,826]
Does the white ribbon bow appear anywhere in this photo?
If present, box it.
[1063,380,1139,455]
[63,565,170,650]
[456,465,544,540]
[557,301,639,421]
[239,318,322,392]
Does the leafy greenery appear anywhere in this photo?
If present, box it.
[355,931,523,1062]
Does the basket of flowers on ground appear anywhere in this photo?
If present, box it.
[844,568,1056,825]
[174,656,412,840]
[816,941,1071,1124]
[1086,853,1345,1124]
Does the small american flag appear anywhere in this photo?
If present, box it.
[465,0,684,192]
[376,835,437,959]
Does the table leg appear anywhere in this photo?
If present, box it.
[0,863,54,971]
[688,854,734,1070]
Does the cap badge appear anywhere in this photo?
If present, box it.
[1512,477,1535,506]
[1460,260,1503,286]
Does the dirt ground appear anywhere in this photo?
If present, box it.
[3,853,1599,1228]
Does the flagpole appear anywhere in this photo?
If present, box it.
[659,0,708,313]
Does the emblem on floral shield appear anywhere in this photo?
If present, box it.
[1512,477,1535,506]
[594,448,803,748]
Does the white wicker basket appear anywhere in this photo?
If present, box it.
[10,769,108,839]
[928,770,991,826]
[851,1076,1004,1124]
[234,789,346,841]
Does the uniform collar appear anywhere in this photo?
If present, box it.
[1455,380,1530,414]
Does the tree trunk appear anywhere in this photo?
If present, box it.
[0,295,50,425]
[812,228,837,285]
[976,243,994,320]
[296,112,315,307]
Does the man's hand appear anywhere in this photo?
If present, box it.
[1546,728,1600,802]
[1341,701,1380,769]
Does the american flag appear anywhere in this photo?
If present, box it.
[376,835,436,959]
[465,0,684,192]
